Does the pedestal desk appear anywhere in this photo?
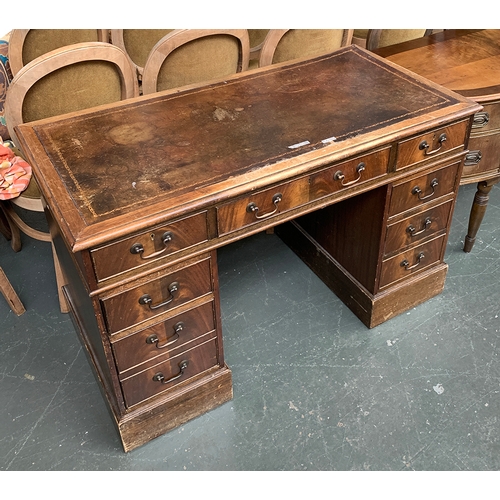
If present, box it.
[375,29,500,252]
[15,45,480,452]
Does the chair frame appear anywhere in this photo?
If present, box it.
[8,29,110,76]
[365,29,433,51]
[141,29,250,95]
[3,41,138,312]
[259,29,354,67]
[5,41,138,146]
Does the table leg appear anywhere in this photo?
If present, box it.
[464,176,500,252]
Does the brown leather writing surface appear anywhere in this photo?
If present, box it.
[32,46,459,224]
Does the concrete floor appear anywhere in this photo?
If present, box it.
[1,182,499,473]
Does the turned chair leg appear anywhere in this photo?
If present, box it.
[0,267,26,316]
[464,178,499,252]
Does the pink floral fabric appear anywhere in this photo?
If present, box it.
[0,142,32,200]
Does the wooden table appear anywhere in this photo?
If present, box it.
[15,45,480,452]
[375,29,500,252]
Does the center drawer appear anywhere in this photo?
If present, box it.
[101,257,213,334]
[217,176,310,235]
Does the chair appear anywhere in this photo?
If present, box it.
[0,266,25,315]
[141,29,250,95]
[258,29,354,67]
[8,29,109,76]
[3,41,139,311]
[109,29,175,80]
[248,29,269,69]
[364,29,433,51]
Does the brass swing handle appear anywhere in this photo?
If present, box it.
[153,360,189,385]
[146,321,184,349]
[419,133,447,156]
[130,231,173,260]
[412,178,438,201]
[334,162,365,187]
[407,217,432,237]
[138,281,179,310]
[401,252,425,271]
[247,193,283,219]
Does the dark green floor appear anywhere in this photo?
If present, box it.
[1,182,499,472]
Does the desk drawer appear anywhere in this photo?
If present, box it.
[395,120,468,170]
[91,212,208,282]
[120,337,219,407]
[310,148,390,199]
[471,102,500,134]
[388,161,460,217]
[102,257,213,334]
[462,134,500,178]
[379,234,446,289]
[111,301,216,374]
[384,200,453,256]
[217,176,309,235]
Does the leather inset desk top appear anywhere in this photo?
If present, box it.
[31,47,459,223]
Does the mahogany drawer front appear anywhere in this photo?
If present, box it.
[102,258,213,334]
[90,212,208,282]
[379,234,446,289]
[461,134,500,179]
[112,301,216,374]
[384,200,453,256]
[217,176,309,235]
[395,120,468,170]
[310,147,390,199]
[470,102,500,135]
[388,161,460,217]
[120,337,219,407]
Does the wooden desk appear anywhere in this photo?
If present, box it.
[15,45,480,452]
[375,29,500,252]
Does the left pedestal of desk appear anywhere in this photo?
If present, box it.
[47,208,232,452]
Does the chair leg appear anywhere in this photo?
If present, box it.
[0,202,22,251]
[0,267,26,315]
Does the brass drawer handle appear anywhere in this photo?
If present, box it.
[412,178,438,201]
[152,360,189,385]
[464,150,482,166]
[472,112,489,128]
[401,252,425,271]
[138,281,179,310]
[407,217,432,237]
[146,321,184,349]
[247,193,282,219]
[130,231,173,260]
[334,162,365,187]
[419,133,447,155]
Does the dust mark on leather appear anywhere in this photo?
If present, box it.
[212,106,240,121]
[107,123,156,145]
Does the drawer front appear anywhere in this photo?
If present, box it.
[310,147,390,199]
[102,258,213,334]
[388,161,460,217]
[395,120,468,170]
[470,102,500,134]
[379,235,446,289]
[217,176,309,235]
[120,337,219,407]
[462,134,500,178]
[91,212,208,282]
[112,301,216,373]
[384,200,453,255]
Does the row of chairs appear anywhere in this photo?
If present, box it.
[0,28,434,312]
